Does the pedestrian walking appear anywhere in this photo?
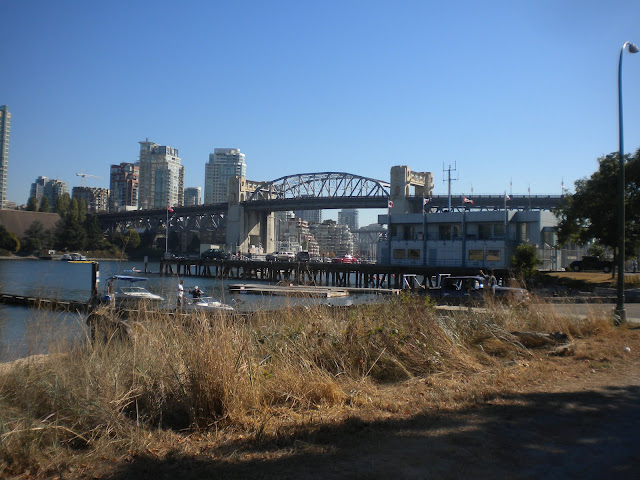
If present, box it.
[177,279,184,308]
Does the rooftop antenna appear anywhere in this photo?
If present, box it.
[443,163,458,210]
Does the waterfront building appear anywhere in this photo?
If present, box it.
[72,186,109,213]
[109,162,139,212]
[378,165,571,270]
[0,105,10,209]
[338,208,359,232]
[184,186,201,206]
[204,148,246,204]
[138,139,184,210]
[309,220,354,257]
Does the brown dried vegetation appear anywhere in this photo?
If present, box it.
[0,294,635,478]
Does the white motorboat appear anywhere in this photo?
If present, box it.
[183,296,235,312]
[105,275,165,308]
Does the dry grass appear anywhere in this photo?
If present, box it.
[0,294,628,478]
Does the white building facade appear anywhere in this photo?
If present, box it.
[138,139,184,210]
[204,148,246,204]
[0,105,10,209]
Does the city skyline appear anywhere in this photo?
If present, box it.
[3,1,640,226]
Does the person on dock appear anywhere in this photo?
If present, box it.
[177,280,184,308]
[190,285,203,299]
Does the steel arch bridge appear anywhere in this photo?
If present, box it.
[245,172,390,205]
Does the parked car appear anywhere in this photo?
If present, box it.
[331,255,358,264]
[201,248,225,260]
[569,256,613,273]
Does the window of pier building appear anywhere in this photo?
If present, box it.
[408,248,421,259]
[468,249,483,261]
[486,249,501,262]
[478,223,505,240]
[393,248,406,259]
[438,224,460,241]
[403,225,415,240]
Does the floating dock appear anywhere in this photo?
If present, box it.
[229,284,350,297]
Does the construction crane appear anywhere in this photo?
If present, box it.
[76,172,101,187]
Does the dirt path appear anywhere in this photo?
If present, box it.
[99,332,640,480]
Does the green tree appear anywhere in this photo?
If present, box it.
[0,226,20,253]
[39,196,50,213]
[84,214,109,251]
[26,196,38,211]
[56,193,70,214]
[511,243,539,278]
[555,150,640,258]
[122,229,141,251]
[53,197,87,251]
[21,221,47,253]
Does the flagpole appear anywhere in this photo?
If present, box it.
[165,207,169,254]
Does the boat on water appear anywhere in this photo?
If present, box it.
[61,252,87,261]
[105,275,164,308]
[183,296,235,312]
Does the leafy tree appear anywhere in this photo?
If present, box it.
[511,243,539,278]
[0,226,20,253]
[122,229,141,251]
[21,221,47,253]
[53,197,86,251]
[26,196,38,211]
[84,214,109,251]
[56,193,70,214]
[555,150,640,259]
[39,196,50,213]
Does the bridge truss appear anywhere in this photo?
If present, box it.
[246,172,390,206]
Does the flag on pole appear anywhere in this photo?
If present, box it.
[423,197,430,213]
[167,205,174,213]
[463,197,474,204]
[388,200,394,208]
[505,194,511,201]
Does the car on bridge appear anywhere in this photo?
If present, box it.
[332,254,358,264]
[201,248,225,260]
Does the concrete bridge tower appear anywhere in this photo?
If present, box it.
[389,166,434,213]
[226,176,275,254]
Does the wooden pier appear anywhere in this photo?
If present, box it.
[0,293,92,312]
[160,258,486,290]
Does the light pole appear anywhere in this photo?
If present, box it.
[615,41,639,323]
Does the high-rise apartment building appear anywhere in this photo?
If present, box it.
[0,105,11,209]
[30,176,48,204]
[109,163,139,212]
[138,139,184,210]
[184,187,201,206]
[204,148,246,204]
[338,209,359,232]
[72,187,109,213]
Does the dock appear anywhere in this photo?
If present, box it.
[0,293,92,312]
[229,284,350,297]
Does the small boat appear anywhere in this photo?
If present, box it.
[122,267,142,274]
[105,275,164,308]
[183,296,235,312]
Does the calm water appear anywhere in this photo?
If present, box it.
[0,258,383,362]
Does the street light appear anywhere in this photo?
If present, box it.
[615,41,639,323]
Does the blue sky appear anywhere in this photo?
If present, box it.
[3,0,640,226]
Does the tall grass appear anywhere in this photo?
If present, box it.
[0,294,615,475]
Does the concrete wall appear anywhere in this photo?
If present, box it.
[0,210,59,238]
